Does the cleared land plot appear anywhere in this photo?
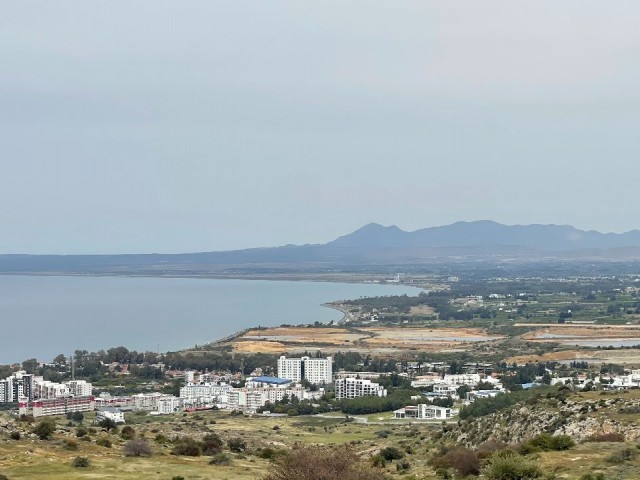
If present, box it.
[230,326,503,354]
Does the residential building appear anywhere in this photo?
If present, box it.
[0,371,34,403]
[277,356,332,384]
[156,396,182,414]
[334,377,386,400]
[32,396,95,418]
[393,404,452,420]
[96,407,125,424]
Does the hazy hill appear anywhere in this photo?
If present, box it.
[2,221,640,273]
[328,221,640,251]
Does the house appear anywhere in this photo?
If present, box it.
[393,404,452,420]
[96,407,125,424]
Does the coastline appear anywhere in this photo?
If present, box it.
[0,276,420,365]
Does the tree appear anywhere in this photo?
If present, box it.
[34,419,56,440]
[263,446,387,480]
[123,439,153,457]
[53,354,67,365]
[99,418,117,433]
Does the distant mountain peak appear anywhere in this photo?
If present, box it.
[326,221,640,251]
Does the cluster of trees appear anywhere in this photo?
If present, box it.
[257,395,332,416]
[338,389,417,415]
[342,292,429,313]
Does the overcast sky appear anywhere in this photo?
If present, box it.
[1,1,639,254]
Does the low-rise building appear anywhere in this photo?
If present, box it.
[393,404,452,420]
[96,407,125,424]
[32,396,95,418]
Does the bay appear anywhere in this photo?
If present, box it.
[0,275,418,364]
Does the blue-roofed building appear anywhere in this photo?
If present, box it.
[245,376,292,388]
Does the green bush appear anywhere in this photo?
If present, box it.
[123,439,153,457]
[209,453,232,465]
[71,456,90,468]
[579,474,606,480]
[380,446,404,461]
[96,437,112,448]
[120,426,136,440]
[172,437,202,456]
[484,450,541,480]
[396,459,411,472]
[521,434,574,453]
[64,438,78,451]
[606,447,637,463]
[227,437,247,452]
[33,419,56,440]
[257,447,286,460]
[76,426,88,438]
[0,474,9,480]
[9,431,20,440]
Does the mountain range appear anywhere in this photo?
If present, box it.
[2,221,640,273]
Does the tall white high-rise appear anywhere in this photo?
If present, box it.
[277,356,332,385]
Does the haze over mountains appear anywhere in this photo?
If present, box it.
[2,221,640,273]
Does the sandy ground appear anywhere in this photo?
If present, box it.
[506,349,640,365]
[230,326,502,354]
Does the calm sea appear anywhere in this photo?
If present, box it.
[0,275,418,364]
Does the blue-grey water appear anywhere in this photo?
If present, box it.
[0,275,418,364]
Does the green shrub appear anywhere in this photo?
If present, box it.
[71,456,90,468]
[9,431,20,440]
[172,437,202,456]
[380,446,404,461]
[396,459,411,472]
[521,434,574,453]
[123,439,153,457]
[33,419,56,440]
[579,474,606,480]
[227,437,247,452]
[64,438,78,451]
[76,426,88,438]
[257,447,285,460]
[0,474,9,480]
[484,450,541,480]
[209,453,232,465]
[120,426,136,440]
[606,447,637,463]
[96,437,112,448]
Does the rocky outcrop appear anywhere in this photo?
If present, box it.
[447,395,640,447]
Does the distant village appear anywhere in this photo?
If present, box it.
[3,354,640,424]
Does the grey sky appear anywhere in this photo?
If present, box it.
[1,1,639,254]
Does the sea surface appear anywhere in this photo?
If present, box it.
[0,275,418,364]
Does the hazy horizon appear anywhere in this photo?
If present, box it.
[2,1,640,254]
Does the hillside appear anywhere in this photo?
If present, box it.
[3,221,640,273]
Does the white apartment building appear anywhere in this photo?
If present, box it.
[442,373,481,385]
[96,407,125,424]
[32,378,93,400]
[32,396,95,418]
[156,396,182,414]
[334,377,387,400]
[67,380,92,397]
[0,371,34,403]
[180,383,233,404]
[277,356,332,385]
